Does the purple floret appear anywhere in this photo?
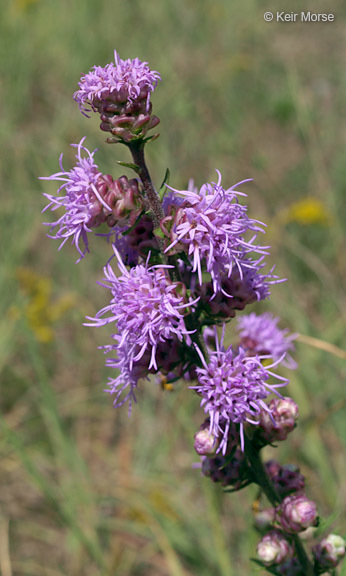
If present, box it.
[85,248,197,371]
[103,341,149,413]
[74,50,161,116]
[40,138,107,261]
[192,327,289,454]
[233,258,282,303]
[236,312,297,368]
[196,257,283,321]
[165,171,269,293]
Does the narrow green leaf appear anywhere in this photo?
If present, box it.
[121,211,146,235]
[251,558,279,574]
[142,133,160,144]
[116,160,141,174]
[153,227,166,239]
[159,168,171,200]
[313,512,341,539]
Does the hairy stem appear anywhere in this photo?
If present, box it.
[127,141,209,366]
[128,141,165,228]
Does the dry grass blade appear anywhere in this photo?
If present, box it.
[0,516,12,576]
[297,334,346,360]
[10,561,65,576]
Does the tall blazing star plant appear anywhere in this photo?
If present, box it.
[40,51,345,576]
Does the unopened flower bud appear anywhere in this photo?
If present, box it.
[194,421,219,456]
[201,447,251,489]
[115,215,159,266]
[153,338,187,376]
[313,533,345,570]
[130,338,188,380]
[265,460,305,498]
[259,397,299,442]
[195,266,279,320]
[103,175,144,227]
[104,110,160,143]
[277,493,318,533]
[257,530,293,566]
[253,507,275,531]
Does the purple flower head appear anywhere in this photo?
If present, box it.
[196,258,282,321]
[161,178,195,215]
[227,258,283,305]
[102,335,190,412]
[103,340,149,412]
[192,327,289,454]
[86,248,197,371]
[74,51,161,116]
[40,138,109,261]
[164,172,269,293]
[236,312,297,368]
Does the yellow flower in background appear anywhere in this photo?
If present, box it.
[283,198,330,226]
[15,268,76,343]
[14,0,40,13]
[127,488,179,525]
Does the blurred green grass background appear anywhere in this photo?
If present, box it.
[1,0,346,574]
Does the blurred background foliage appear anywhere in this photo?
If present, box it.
[1,0,346,574]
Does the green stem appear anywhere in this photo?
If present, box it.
[292,534,315,576]
[244,434,315,575]
[244,435,281,505]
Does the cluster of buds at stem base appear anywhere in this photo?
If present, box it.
[92,175,144,229]
[265,460,305,498]
[99,98,160,143]
[117,215,159,263]
[201,449,252,490]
